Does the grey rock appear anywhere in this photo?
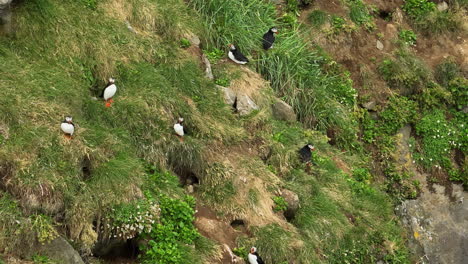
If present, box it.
[376,40,384,50]
[186,184,194,194]
[362,101,376,111]
[189,34,201,47]
[272,100,296,122]
[217,85,236,106]
[0,0,12,34]
[437,2,449,12]
[281,189,300,221]
[35,236,84,264]
[202,54,213,80]
[236,95,258,115]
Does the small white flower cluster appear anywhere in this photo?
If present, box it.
[105,201,161,240]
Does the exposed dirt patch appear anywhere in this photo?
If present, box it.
[194,204,241,248]
[363,0,404,11]
[331,156,351,175]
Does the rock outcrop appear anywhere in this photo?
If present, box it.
[272,100,296,122]
[33,236,85,264]
[0,0,13,34]
[236,95,258,116]
[281,189,300,221]
[218,85,236,106]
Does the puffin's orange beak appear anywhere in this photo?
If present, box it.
[275,31,279,34]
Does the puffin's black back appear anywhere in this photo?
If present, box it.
[232,47,249,62]
[253,253,265,264]
[262,30,275,50]
[100,81,113,98]
[299,144,312,163]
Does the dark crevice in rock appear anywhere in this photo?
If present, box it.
[81,156,92,180]
[175,169,199,186]
[230,219,245,228]
[93,238,139,260]
[378,10,392,20]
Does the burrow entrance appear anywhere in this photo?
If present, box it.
[93,238,139,262]
[378,10,392,21]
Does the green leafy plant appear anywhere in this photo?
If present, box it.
[203,48,224,63]
[233,247,248,260]
[414,110,462,169]
[282,13,299,28]
[448,77,468,110]
[272,196,288,212]
[105,199,161,240]
[379,96,418,135]
[402,0,436,20]
[30,215,58,245]
[31,254,54,264]
[140,195,199,264]
[399,29,417,45]
[214,77,230,87]
[180,38,191,48]
[331,16,346,30]
[352,168,372,183]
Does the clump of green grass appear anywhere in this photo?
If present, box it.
[378,49,431,95]
[379,96,418,135]
[402,0,463,33]
[414,110,465,169]
[434,59,462,88]
[308,10,327,28]
[347,0,376,30]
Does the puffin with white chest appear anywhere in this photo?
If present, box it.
[262,27,278,50]
[60,116,75,139]
[101,78,117,107]
[174,117,185,142]
[228,44,249,65]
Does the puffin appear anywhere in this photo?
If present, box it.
[228,44,249,65]
[299,144,315,163]
[262,27,278,50]
[60,116,75,139]
[101,78,117,107]
[247,247,265,264]
[174,117,185,141]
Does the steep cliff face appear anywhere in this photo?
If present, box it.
[0,0,466,263]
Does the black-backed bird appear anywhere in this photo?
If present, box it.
[262,27,278,50]
[101,78,117,108]
[299,144,315,163]
[60,116,75,139]
[228,44,249,65]
[174,117,185,142]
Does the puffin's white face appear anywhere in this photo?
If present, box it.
[308,144,315,150]
[178,118,184,123]
[109,78,115,84]
[271,27,278,33]
[65,117,73,123]
[250,247,256,254]
[229,44,236,51]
